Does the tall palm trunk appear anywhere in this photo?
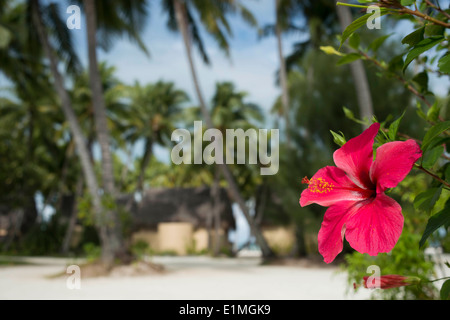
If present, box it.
[61,177,84,254]
[173,0,274,258]
[275,0,290,144]
[31,0,114,266]
[84,0,125,264]
[84,0,117,197]
[136,137,154,193]
[211,167,221,256]
[336,2,373,128]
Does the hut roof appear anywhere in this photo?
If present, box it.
[127,186,235,230]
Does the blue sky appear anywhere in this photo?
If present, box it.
[70,0,295,120]
[2,1,448,127]
[64,0,303,164]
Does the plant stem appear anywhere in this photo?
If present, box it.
[358,50,433,108]
[427,276,450,283]
[336,2,372,9]
[337,1,402,13]
[424,0,450,20]
[337,1,450,27]
[400,7,450,28]
[415,164,450,188]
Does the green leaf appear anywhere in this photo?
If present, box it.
[388,111,405,141]
[419,200,450,248]
[414,187,442,212]
[441,279,450,300]
[419,1,428,11]
[388,55,405,73]
[339,8,388,48]
[0,26,11,49]
[401,27,425,47]
[369,33,392,52]
[337,53,363,66]
[425,23,445,37]
[401,0,415,5]
[422,146,444,169]
[416,101,427,121]
[349,33,360,50]
[445,164,450,182]
[426,100,440,122]
[438,53,450,74]
[422,121,450,152]
[403,36,444,73]
[330,130,347,147]
[412,71,429,94]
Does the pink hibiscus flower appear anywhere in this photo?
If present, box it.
[299,123,422,263]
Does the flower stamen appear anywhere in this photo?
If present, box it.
[303,177,334,194]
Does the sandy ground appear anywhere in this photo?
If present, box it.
[0,255,375,300]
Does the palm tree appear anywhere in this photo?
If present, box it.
[27,0,122,265]
[275,0,294,145]
[79,0,150,264]
[0,81,64,242]
[71,62,129,151]
[165,0,274,258]
[210,82,265,131]
[209,82,265,255]
[124,80,189,193]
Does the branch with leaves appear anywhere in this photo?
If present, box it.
[321,0,450,300]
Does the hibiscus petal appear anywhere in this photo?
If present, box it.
[318,201,355,263]
[369,140,422,193]
[333,122,380,189]
[299,166,372,207]
[345,194,404,257]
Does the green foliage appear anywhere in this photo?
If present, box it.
[403,36,445,73]
[441,279,450,300]
[345,174,439,299]
[9,216,66,256]
[419,198,450,248]
[334,0,450,298]
[83,242,102,263]
[339,7,389,48]
[130,240,150,259]
[387,111,405,141]
[401,0,416,7]
[344,228,438,300]
[421,121,450,152]
[414,187,443,212]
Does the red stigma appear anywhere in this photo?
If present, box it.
[302,176,310,184]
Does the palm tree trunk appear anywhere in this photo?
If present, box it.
[84,0,125,264]
[136,137,153,193]
[84,0,117,197]
[211,167,221,256]
[336,2,374,129]
[275,0,290,144]
[61,177,83,254]
[173,0,274,258]
[30,0,112,265]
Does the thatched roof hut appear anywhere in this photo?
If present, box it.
[125,186,235,231]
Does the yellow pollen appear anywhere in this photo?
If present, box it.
[308,177,334,194]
